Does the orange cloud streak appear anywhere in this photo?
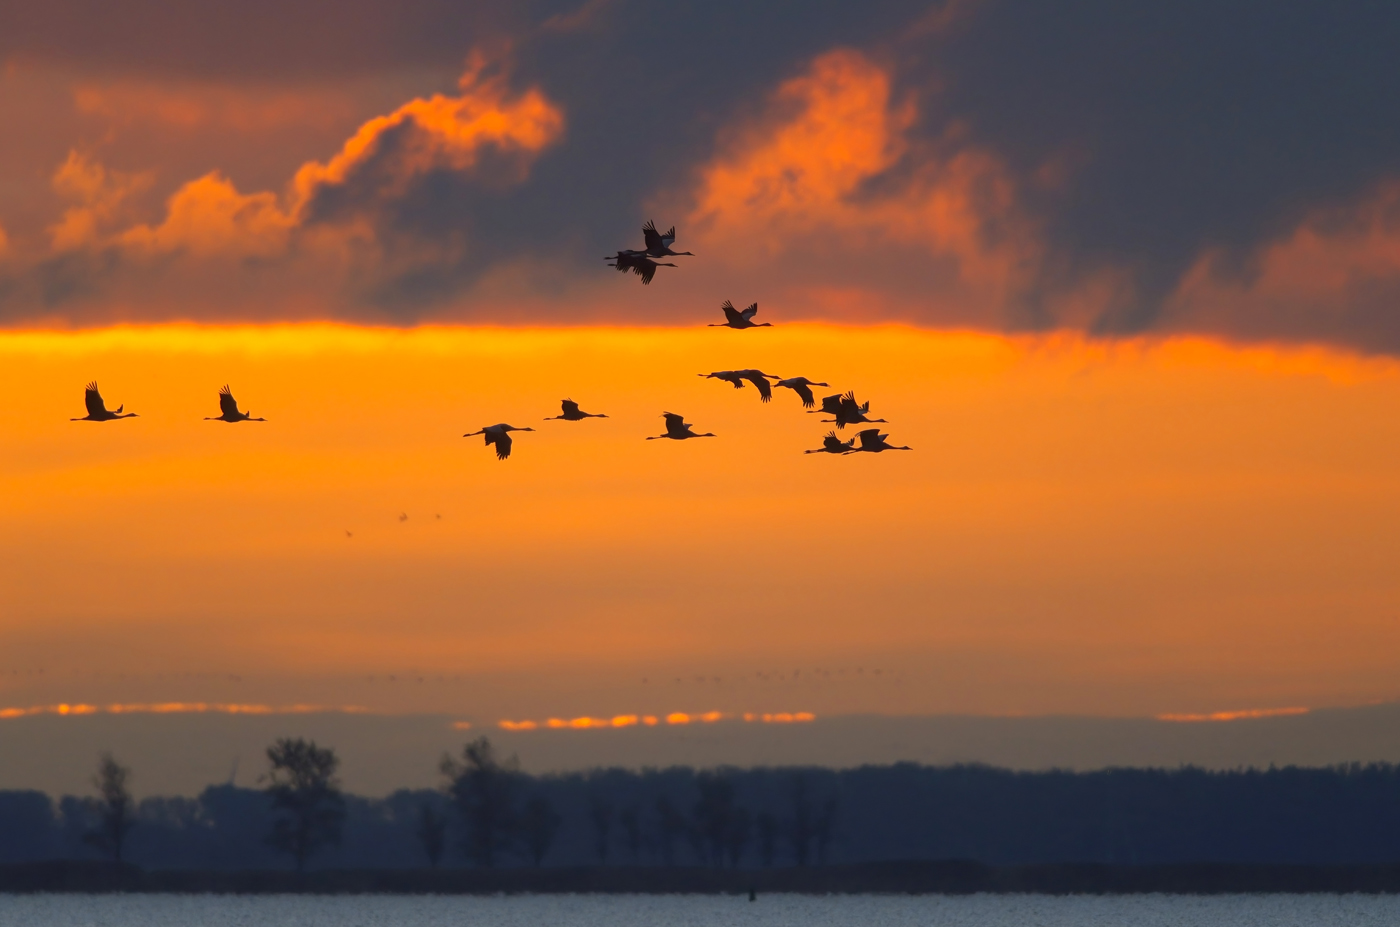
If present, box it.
[0,702,369,720]
[1157,707,1310,723]
[496,711,814,731]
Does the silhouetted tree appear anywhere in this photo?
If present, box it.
[725,805,752,868]
[590,794,614,864]
[814,796,838,864]
[654,794,687,866]
[441,737,521,867]
[263,738,345,872]
[521,795,561,867]
[417,803,448,868]
[83,753,135,863]
[693,772,738,867]
[618,805,643,863]
[787,774,813,866]
[755,811,779,867]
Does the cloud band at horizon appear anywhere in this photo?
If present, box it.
[3,321,1400,722]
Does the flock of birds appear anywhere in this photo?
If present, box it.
[71,223,912,461]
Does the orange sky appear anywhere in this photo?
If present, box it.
[4,322,1400,721]
[6,19,1400,736]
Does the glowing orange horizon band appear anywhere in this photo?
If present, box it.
[0,702,371,720]
[1156,706,1309,723]
[494,711,816,731]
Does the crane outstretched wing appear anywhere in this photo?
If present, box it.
[495,432,513,460]
[744,372,773,402]
[661,412,687,436]
[856,429,883,450]
[793,382,815,407]
[642,221,663,252]
[560,399,580,416]
[660,226,677,248]
[634,260,657,285]
[740,302,758,320]
[720,300,743,324]
[218,385,239,417]
[84,382,106,416]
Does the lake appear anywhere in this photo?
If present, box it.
[1,893,1397,926]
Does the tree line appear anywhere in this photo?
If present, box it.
[4,740,1400,869]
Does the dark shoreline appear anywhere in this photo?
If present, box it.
[6,860,1400,895]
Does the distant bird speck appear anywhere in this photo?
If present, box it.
[464,423,535,460]
[545,399,608,421]
[71,382,137,421]
[345,530,353,539]
[204,385,265,422]
[646,412,715,441]
[709,300,771,329]
[399,513,408,522]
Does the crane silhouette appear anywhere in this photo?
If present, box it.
[773,376,829,408]
[810,391,886,429]
[606,251,676,285]
[642,220,693,257]
[545,399,608,421]
[205,385,265,422]
[71,382,137,421]
[804,431,856,454]
[851,428,912,452]
[708,300,770,329]
[699,369,780,402]
[646,412,715,440]
[463,423,535,460]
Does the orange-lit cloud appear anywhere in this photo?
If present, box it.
[0,702,368,720]
[687,49,1038,312]
[73,81,359,133]
[83,56,564,267]
[1166,182,1400,348]
[496,711,813,731]
[1157,707,1310,723]
[47,151,152,252]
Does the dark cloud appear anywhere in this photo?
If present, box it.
[0,0,521,79]
[908,0,1400,334]
[5,0,1400,353]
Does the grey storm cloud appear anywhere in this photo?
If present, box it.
[4,0,1400,352]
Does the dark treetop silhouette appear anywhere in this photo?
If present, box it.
[463,423,535,461]
[82,752,135,863]
[709,300,771,329]
[544,399,608,421]
[699,369,780,402]
[772,376,830,408]
[264,737,345,873]
[851,428,912,453]
[641,221,694,258]
[646,412,715,440]
[804,431,857,455]
[71,381,137,421]
[205,385,265,423]
[812,391,887,429]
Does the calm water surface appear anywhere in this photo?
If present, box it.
[1,893,1397,927]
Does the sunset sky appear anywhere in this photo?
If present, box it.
[4,1,1400,738]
